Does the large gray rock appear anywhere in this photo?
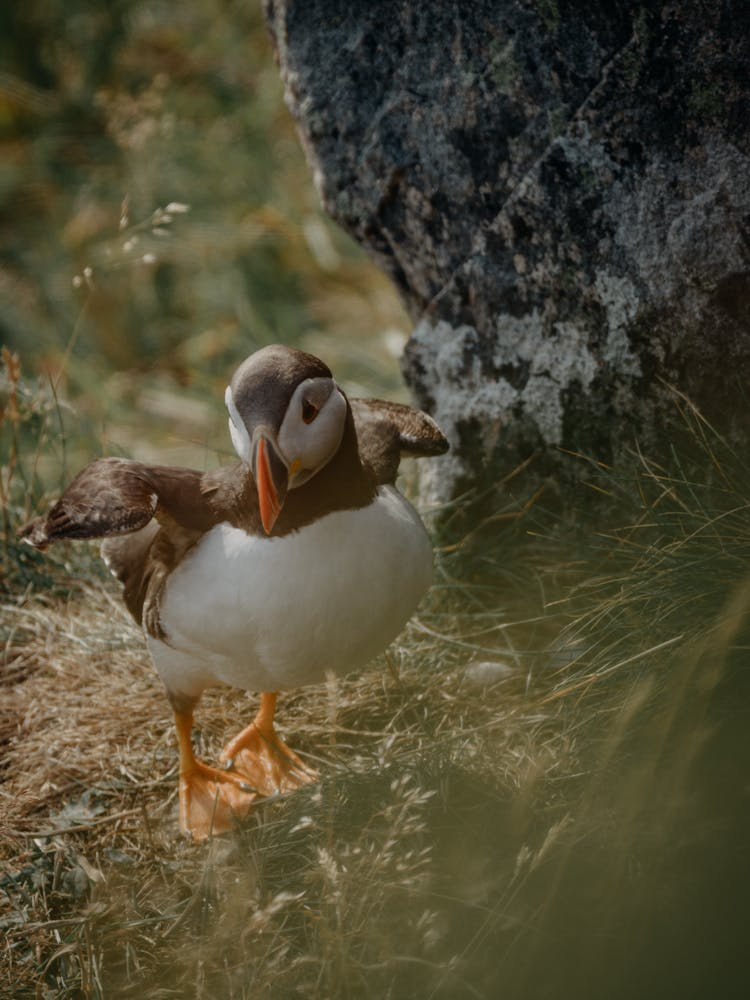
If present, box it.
[264,1,750,500]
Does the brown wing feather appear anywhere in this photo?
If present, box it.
[18,457,217,549]
[19,458,156,548]
[350,398,449,485]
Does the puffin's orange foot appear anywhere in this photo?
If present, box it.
[179,759,260,840]
[220,724,317,796]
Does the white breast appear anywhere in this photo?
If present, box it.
[148,486,433,700]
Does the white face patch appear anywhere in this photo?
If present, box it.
[225,385,252,464]
[277,379,347,487]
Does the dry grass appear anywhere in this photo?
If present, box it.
[3,397,750,999]
[1,542,571,999]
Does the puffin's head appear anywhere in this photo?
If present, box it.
[225,345,347,534]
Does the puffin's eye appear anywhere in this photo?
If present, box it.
[301,398,318,424]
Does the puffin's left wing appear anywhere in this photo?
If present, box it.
[18,457,214,549]
[350,398,448,485]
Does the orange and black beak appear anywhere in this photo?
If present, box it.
[252,434,288,534]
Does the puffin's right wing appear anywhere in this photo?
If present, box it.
[350,398,449,485]
[18,457,215,549]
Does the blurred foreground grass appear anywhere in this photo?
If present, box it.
[2,2,750,998]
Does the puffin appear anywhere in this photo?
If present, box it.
[20,345,448,839]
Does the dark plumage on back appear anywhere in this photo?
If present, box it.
[19,396,447,549]
[18,389,447,629]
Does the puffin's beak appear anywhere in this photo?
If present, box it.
[252,434,288,534]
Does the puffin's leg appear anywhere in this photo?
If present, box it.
[173,704,259,839]
[219,692,317,795]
